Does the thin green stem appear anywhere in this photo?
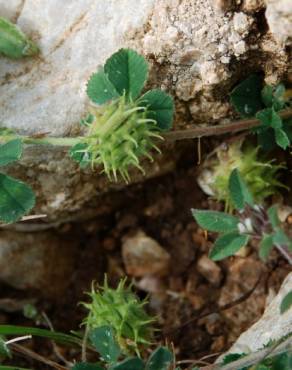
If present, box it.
[0,135,81,147]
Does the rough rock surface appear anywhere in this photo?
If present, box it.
[122,230,170,276]
[220,272,292,357]
[0,230,77,297]
[0,0,291,221]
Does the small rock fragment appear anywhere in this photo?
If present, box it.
[197,255,223,286]
[122,230,170,277]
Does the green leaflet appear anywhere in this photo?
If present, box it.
[145,347,173,370]
[0,16,39,59]
[0,139,22,166]
[259,234,274,261]
[87,49,148,104]
[191,209,239,233]
[139,89,174,131]
[104,48,148,101]
[89,326,120,363]
[267,205,280,228]
[228,168,254,210]
[86,68,121,105]
[209,232,249,261]
[109,358,144,370]
[230,74,263,117]
[0,173,35,223]
[280,291,292,314]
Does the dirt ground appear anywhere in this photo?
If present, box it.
[1,143,291,369]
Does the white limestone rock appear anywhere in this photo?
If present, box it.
[220,272,292,357]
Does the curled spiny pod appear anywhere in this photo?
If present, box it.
[77,95,163,182]
[82,277,155,355]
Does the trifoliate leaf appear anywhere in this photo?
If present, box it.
[274,128,290,149]
[72,363,103,370]
[280,291,292,314]
[86,68,120,104]
[209,232,249,261]
[109,357,144,370]
[267,205,280,228]
[191,209,239,233]
[259,234,274,261]
[256,108,282,130]
[228,169,254,210]
[230,74,263,117]
[89,326,120,364]
[0,173,35,223]
[139,89,174,131]
[104,48,148,101]
[0,139,22,166]
[146,347,173,370]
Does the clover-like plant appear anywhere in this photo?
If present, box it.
[192,169,292,262]
[70,48,174,181]
[230,75,291,150]
[82,277,155,357]
[197,140,284,211]
[0,139,35,223]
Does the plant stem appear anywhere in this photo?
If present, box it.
[0,109,291,147]
[0,135,81,147]
[163,109,292,141]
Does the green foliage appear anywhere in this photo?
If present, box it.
[0,140,35,223]
[0,325,82,346]
[83,278,154,356]
[139,89,174,131]
[209,232,249,261]
[280,291,292,314]
[191,209,239,233]
[145,347,173,370]
[201,141,284,211]
[192,169,292,262]
[228,168,254,210]
[0,16,39,59]
[230,74,263,117]
[89,326,120,363]
[73,48,174,181]
[109,358,144,370]
[230,75,291,150]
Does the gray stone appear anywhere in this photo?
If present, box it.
[219,272,292,357]
[122,230,170,277]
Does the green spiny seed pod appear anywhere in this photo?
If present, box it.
[83,277,155,355]
[198,140,285,211]
[77,95,163,182]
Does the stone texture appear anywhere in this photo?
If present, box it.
[197,254,223,286]
[122,230,170,276]
[265,0,292,45]
[0,230,76,297]
[219,272,292,357]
